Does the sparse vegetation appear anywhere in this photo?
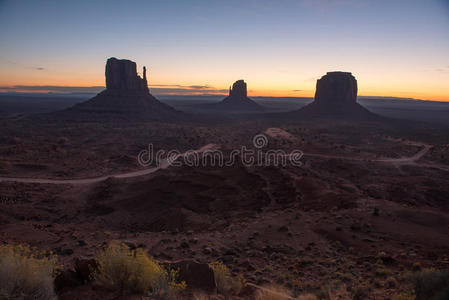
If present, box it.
[297,294,318,300]
[92,241,186,298]
[209,261,245,295]
[255,285,294,300]
[353,286,369,300]
[408,269,449,300]
[392,291,416,300]
[255,285,319,300]
[0,244,57,300]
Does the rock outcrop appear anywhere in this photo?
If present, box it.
[228,80,247,98]
[50,57,181,121]
[105,57,149,94]
[314,72,357,107]
[166,260,216,292]
[216,80,263,111]
[296,72,376,119]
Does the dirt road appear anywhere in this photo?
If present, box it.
[0,137,446,185]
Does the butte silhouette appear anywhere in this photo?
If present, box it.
[199,80,263,112]
[295,72,376,119]
[218,80,263,111]
[52,57,180,121]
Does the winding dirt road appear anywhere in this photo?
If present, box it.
[0,134,446,185]
[0,144,218,185]
[302,144,432,163]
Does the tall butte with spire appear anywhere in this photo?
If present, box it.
[105,57,149,94]
[52,57,180,121]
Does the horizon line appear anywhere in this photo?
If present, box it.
[0,85,448,103]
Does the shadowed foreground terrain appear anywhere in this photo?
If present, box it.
[1,116,449,299]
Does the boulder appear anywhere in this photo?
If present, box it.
[74,258,98,283]
[54,269,82,292]
[168,260,216,292]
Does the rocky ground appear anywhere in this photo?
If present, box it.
[1,118,449,299]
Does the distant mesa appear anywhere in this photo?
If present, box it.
[218,80,264,111]
[197,80,264,113]
[296,72,377,119]
[49,57,181,121]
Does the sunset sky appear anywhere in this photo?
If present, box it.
[0,0,448,101]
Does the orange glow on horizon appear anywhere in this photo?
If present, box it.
[0,66,448,102]
[0,83,448,102]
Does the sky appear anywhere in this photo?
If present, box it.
[0,0,448,101]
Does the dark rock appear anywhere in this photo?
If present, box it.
[202,247,212,255]
[61,248,74,256]
[122,241,137,250]
[220,255,234,264]
[223,248,237,256]
[74,258,98,283]
[53,247,73,256]
[168,260,216,292]
[278,225,289,232]
[180,241,190,249]
[241,260,256,271]
[54,270,82,292]
[262,245,275,254]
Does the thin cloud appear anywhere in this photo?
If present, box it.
[150,84,228,95]
[435,67,449,73]
[0,84,229,96]
[0,85,104,93]
[1,59,46,71]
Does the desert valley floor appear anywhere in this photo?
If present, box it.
[1,116,448,299]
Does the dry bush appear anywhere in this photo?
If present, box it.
[93,241,186,298]
[255,285,318,300]
[0,244,57,300]
[192,292,210,300]
[255,285,295,300]
[408,269,449,300]
[392,292,415,300]
[297,294,317,300]
[208,261,245,295]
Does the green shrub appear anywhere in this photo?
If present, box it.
[93,241,185,298]
[0,244,57,300]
